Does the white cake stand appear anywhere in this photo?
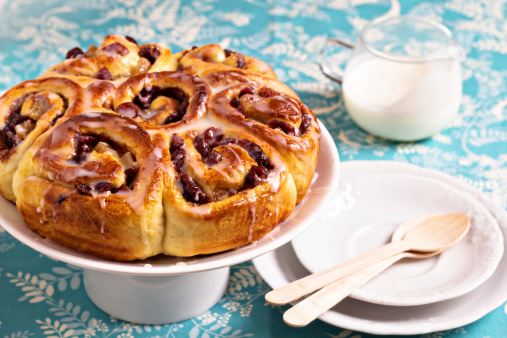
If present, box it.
[0,121,340,325]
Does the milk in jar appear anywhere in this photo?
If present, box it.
[342,55,462,141]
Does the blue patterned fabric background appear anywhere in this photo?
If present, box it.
[0,0,506,337]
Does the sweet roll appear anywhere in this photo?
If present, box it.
[162,126,296,256]
[15,113,167,260]
[0,77,83,202]
[113,71,210,128]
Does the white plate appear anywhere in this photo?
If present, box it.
[253,160,507,335]
[0,121,340,275]
[292,172,503,306]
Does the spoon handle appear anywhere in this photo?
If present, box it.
[283,253,404,327]
[265,240,407,305]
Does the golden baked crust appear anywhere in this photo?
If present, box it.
[1,36,320,261]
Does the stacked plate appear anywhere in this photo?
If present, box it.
[253,160,507,335]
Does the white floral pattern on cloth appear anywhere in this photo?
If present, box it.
[0,0,506,337]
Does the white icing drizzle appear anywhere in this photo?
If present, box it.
[188,203,212,216]
[99,196,106,209]
[142,109,160,120]
[22,81,36,88]
[46,92,61,101]
[60,166,100,181]
[267,169,281,194]
[80,90,102,114]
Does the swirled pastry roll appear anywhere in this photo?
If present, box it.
[0,77,83,202]
[174,44,277,79]
[162,126,296,256]
[15,113,167,261]
[41,35,176,82]
[113,71,210,128]
[204,70,320,203]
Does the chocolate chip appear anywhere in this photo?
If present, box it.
[178,173,207,204]
[202,127,224,147]
[125,36,138,45]
[299,113,312,135]
[78,135,99,153]
[243,166,268,190]
[163,99,188,125]
[268,120,297,136]
[239,86,256,97]
[76,135,99,162]
[224,49,233,57]
[250,165,268,179]
[1,129,19,148]
[236,54,245,69]
[261,88,275,98]
[49,112,63,127]
[102,42,129,56]
[244,170,260,189]
[238,139,271,169]
[66,47,85,59]
[134,88,154,109]
[76,183,93,196]
[170,134,185,153]
[230,98,242,112]
[206,150,222,165]
[139,46,160,64]
[171,148,186,172]
[162,112,177,124]
[116,102,142,118]
[194,135,210,159]
[95,181,113,193]
[96,67,114,80]
[178,99,189,116]
[124,168,138,187]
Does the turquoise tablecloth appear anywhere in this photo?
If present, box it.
[1,0,506,337]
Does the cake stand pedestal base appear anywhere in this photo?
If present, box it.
[83,267,230,324]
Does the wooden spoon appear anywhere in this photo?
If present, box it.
[266,213,470,308]
[282,214,468,327]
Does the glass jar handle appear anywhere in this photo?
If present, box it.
[319,38,354,84]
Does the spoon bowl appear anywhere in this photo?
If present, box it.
[396,213,470,252]
[391,213,456,258]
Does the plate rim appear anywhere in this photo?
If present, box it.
[291,171,503,306]
[253,160,507,335]
[0,120,340,275]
